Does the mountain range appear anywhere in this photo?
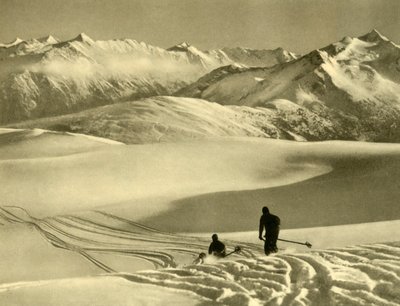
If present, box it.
[0,33,295,124]
[2,29,400,142]
[176,29,400,142]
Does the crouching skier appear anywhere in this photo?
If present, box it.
[208,233,226,257]
[193,234,241,264]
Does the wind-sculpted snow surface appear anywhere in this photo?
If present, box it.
[120,243,400,305]
[0,207,399,306]
[1,129,400,305]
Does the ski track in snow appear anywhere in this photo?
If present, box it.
[1,206,399,306]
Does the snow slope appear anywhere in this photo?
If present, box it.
[177,29,400,142]
[1,129,399,305]
[0,275,205,306]
[0,208,399,305]
[1,128,399,225]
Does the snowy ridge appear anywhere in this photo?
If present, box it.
[10,96,305,143]
[216,46,299,67]
[10,94,344,143]
[0,127,123,146]
[0,128,123,161]
[168,42,228,68]
[0,36,58,57]
[0,37,24,48]
[38,35,59,45]
[167,42,297,69]
[0,206,399,305]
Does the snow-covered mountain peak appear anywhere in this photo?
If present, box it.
[177,42,190,48]
[167,42,191,52]
[0,37,24,48]
[340,36,353,44]
[271,46,299,58]
[218,46,299,67]
[321,30,390,60]
[72,33,95,44]
[359,28,389,43]
[167,42,225,69]
[38,35,59,44]
[10,37,24,45]
[273,46,285,52]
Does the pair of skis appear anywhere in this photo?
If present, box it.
[193,246,242,264]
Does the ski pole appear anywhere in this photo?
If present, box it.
[278,238,312,248]
[225,246,242,257]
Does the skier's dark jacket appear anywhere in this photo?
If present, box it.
[259,213,280,236]
[208,240,226,257]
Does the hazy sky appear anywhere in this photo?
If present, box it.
[1,0,399,53]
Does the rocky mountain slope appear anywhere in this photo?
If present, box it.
[177,29,400,142]
[0,34,294,124]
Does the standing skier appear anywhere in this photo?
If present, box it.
[259,206,280,255]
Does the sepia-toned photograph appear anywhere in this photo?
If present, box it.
[0,0,399,305]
